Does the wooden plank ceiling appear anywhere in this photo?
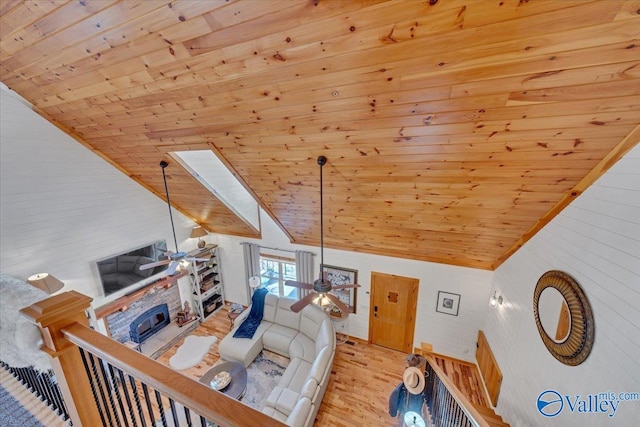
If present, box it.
[1,0,639,270]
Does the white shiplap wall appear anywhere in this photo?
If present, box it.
[483,144,640,426]
[217,207,494,361]
[0,89,204,308]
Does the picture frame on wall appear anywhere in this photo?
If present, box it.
[322,265,358,313]
[436,291,461,316]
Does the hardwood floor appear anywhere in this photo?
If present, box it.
[157,306,407,425]
[0,303,492,426]
[156,304,490,426]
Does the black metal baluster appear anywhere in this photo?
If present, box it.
[154,389,168,427]
[97,358,123,426]
[88,352,116,427]
[25,367,43,400]
[117,369,139,427]
[168,398,180,427]
[45,370,66,416]
[141,383,157,426]
[36,370,54,409]
[79,349,108,427]
[183,407,193,427]
[128,376,148,427]
[107,364,129,427]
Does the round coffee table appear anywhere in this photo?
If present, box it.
[199,361,247,400]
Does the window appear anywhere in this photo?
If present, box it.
[259,254,297,298]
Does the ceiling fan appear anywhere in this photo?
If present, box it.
[287,156,360,314]
[139,160,210,276]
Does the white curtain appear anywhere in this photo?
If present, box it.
[241,242,261,305]
[295,250,315,299]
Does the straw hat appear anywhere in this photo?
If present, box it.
[402,366,425,395]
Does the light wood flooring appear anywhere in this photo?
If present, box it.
[1,304,491,426]
[156,304,491,426]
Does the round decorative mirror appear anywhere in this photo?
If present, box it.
[533,270,594,366]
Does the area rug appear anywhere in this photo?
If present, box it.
[0,383,43,427]
[243,350,288,411]
[169,335,218,370]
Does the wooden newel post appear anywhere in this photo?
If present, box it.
[20,291,103,427]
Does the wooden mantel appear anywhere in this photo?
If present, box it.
[94,272,186,319]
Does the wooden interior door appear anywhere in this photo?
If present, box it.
[555,301,570,341]
[369,272,418,353]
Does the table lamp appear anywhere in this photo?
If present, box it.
[190,226,208,248]
[27,273,64,294]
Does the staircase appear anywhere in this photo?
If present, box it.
[472,403,510,427]
[417,344,510,427]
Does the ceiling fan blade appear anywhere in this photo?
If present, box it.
[331,283,361,290]
[285,280,314,290]
[290,292,318,313]
[166,261,179,276]
[326,293,352,314]
[139,259,171,271]
[186,256,210,262]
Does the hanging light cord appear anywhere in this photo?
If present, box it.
[160,161,179,253]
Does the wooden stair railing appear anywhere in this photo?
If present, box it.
[21,291,286,427]
[422,352,492,427]
[417,349,509,427]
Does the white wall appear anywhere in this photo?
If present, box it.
[217,207,493,361]
[0,88,204,309]
[483,144,640,426]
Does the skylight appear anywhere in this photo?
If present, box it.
[171,150,260,231]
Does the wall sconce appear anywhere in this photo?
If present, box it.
[190,226,208,248]
[489,291,503,307]
[27,273,64,294]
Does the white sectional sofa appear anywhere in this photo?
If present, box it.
[218,294,335,427]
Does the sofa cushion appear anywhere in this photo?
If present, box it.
[289,332,315,363]
[268,386,299,415]
[263,293,279,323]
[307,346,332,384]
[314,318,335,354]
[278,357,312,393]
[286,397,312,427]
[262,406,288,423]
[266,378,317,417]
[300,377,319,401]
[263,323,298,357]
[274,297,301,330]
[299,304,327,341]
[218,321,272,367]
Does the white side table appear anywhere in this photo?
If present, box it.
[329,311,349,344]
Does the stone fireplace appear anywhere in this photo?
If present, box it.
[129,303,170,344]
[104,283,181,345]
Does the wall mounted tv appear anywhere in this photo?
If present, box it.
[96,240,170,297]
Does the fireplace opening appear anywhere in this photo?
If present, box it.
[130,303,170,344]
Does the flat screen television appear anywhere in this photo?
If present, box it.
[95,240,170,297]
